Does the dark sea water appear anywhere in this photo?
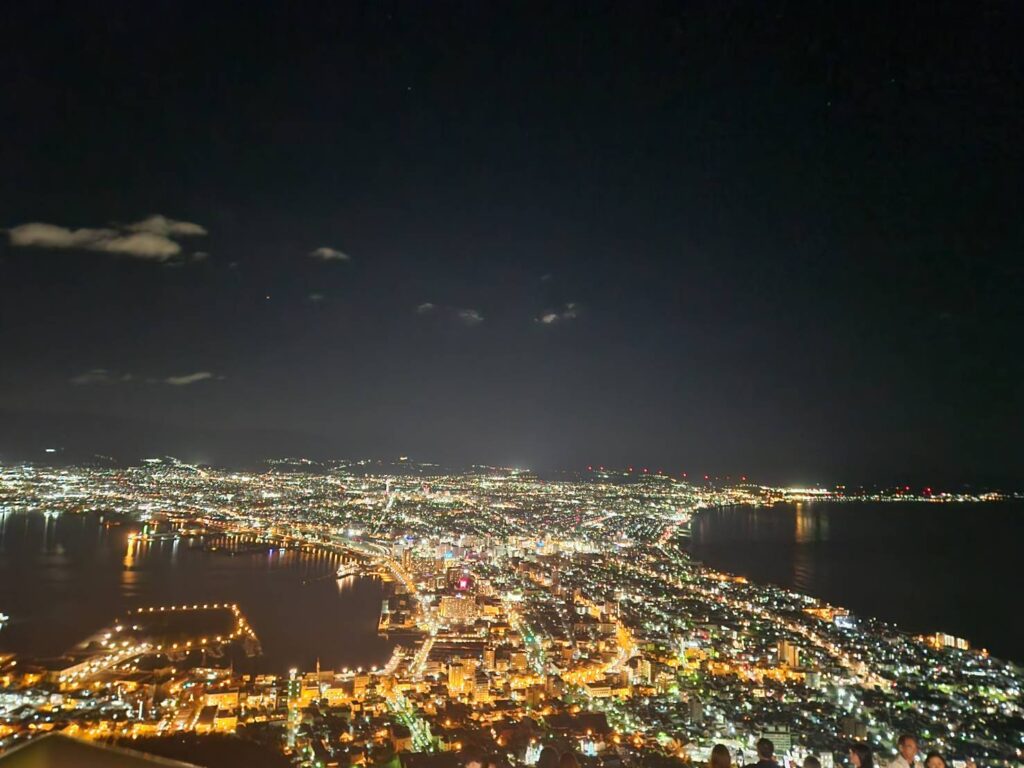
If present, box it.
[689,500,1024,663]
[0,510,394,673]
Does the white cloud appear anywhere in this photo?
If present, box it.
[9,223,117,249]
[7,214,207,262]
[536,302,580,325]
[308,292,325,303]
[98,232,182,260]
[309,246,351,262]
[415,304,484,325]
[70,369,118,385]
[456,308,484,326]
[163,371,215,386]
[125,215,207,237]
[71,369,219,386]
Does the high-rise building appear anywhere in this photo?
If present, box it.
[777,639,800,667]
[448,657,465,693]
[687,696,704,723]
[628,656,652,683]
[461,658,478,684]
[286,668,301,749]
[473,671,490,702]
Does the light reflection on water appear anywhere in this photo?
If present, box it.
[792,504,824,591]
[689,500,1024,663]
[0,511,394,673]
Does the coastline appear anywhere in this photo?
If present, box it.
[686,499,1024,664]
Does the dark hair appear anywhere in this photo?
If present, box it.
[898,735,918,748]
[757,739,775,759]
[559,752,580,768]
[924,754,946,768]
[849,743,873,768]
[461,745,487,768]
[537,746,561,768]
[711,744,732,768]
[804,758,821,768]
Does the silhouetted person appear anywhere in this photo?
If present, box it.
[538,746,561,768]
[891,734,919,768]
[803,757,821,768]
[924,753,946,768]
[461,745,486,768]
[559,752,581,768]
[849,743,873,768]
[743,739,778,768]
[711,744,732,768]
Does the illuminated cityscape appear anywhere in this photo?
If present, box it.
[0,460,1020,766]
[2,2,1022,767]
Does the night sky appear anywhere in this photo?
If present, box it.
[1,3,1021,485]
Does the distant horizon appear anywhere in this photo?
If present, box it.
[2,5,1022,762]
[2,445,1020,494]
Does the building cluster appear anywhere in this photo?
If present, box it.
[0,461,1021,768]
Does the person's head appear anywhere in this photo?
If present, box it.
[756,739,775,761]
[488,755,512,768]
[559,752,580,768]
[849,743,873,768]
[461,745,487,768]
[898,735,919,764]
[710,743,732,768]
[803,757,821,768]
[924,753,946,768]
[537,746,561,768]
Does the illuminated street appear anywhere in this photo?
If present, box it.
[1,462,1020,766]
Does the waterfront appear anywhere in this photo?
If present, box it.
[0,510,394,672]
[689,500,1024,663]
[2,464,1022,764]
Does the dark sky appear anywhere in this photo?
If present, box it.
[1,2,1021,485]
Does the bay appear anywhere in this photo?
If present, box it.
[0,510,394,673]
[689,500,1024,663]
